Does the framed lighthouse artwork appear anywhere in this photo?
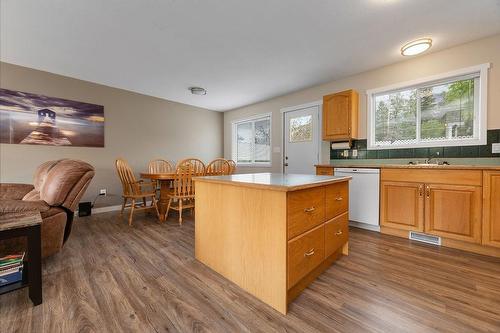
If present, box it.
[0,88,104,147]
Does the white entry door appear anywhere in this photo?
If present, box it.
[284,105,320,174]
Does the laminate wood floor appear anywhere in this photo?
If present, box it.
[1,211,500,333]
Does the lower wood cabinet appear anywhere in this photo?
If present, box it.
[287,186,325,239]
[483,171,500,248]
[380,169,483,245]
[316,166,334,176]
[425,184,482,243]
[325,212,349,257]
[287,224,325,288]
[380,181,424,232]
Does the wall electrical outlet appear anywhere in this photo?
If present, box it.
[343,150,349,157]
[99,189,107,196]
[352,149,358,157]
[492,143,500,154]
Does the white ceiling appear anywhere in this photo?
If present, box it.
[2,0,500,111]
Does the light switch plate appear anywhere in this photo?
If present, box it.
[492,143,500,154]
[343,150,349,157]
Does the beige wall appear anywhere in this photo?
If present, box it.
[224,34,500,173]
[0,62,223,207]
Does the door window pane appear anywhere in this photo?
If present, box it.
[289,115,312,142]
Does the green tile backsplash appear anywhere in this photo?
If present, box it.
[330,129,500,160]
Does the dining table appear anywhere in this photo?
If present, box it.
[140,172,175,218]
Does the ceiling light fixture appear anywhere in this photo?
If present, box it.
[189,87,207,95]
[401,38,432,56]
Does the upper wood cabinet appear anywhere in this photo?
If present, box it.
[380,181,424,232]
[424,184,482,244]
[322,89,359,141]
[483,171,500,248]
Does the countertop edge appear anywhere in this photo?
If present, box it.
[315,164,500,170]
[193,176,351,192]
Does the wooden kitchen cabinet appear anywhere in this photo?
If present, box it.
[322,89,358,141]
[483,171,500,248]
[380,181,424,231]
[380,169,484,245]
[424,184,482,244]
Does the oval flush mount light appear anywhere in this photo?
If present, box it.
[401,38,432,56]
[189,87,207,95]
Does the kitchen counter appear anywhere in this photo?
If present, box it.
[194,172,351,191]
[195,173,351,314]
[315,164,500,170]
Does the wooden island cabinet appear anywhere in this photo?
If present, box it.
[194,173,351,314]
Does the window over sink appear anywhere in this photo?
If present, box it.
[367,64,489,150]
[232,114,271,166]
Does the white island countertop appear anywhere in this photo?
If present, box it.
[194,173,351,192]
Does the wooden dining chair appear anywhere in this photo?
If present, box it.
[148,158,174,193]
[166,158,205,225]
[148,159,174,174]
[206,158,231,176]
[227,159,237,174]
[115,158,160,225]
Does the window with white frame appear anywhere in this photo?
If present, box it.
[367,64,489,149]
[232,114,271,165]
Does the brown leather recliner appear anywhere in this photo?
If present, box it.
[0,159,95,257]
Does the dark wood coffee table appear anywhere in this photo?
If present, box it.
[0,211,42,305]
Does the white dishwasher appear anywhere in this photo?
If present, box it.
[334,168,380,231]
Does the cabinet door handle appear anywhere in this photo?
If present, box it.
[426,185,430,198]
[304,249,315,257]
[418,185,423,197]
[304,207,316,213]
[335,230,343,236]
[335,197,343,201]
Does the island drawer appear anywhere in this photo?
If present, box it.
[325,212,349,257]
[325,182,349,219]
[287,186,326,239]
[287,224,325,288]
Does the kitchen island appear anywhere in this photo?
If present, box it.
[194,173,351,314]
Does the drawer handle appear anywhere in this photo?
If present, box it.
[335,197,343,201]
[304,207,315,213]
[304,249,315,257]
[335,230,343,236]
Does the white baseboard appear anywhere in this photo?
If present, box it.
[349,220,380,232]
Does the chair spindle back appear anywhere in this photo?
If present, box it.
[173,158,205,197]
[116,159,139,196]
[206,158,231,176]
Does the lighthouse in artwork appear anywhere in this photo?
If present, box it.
[20,108,72,145]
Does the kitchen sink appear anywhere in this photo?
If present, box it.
[408,160,450,166]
